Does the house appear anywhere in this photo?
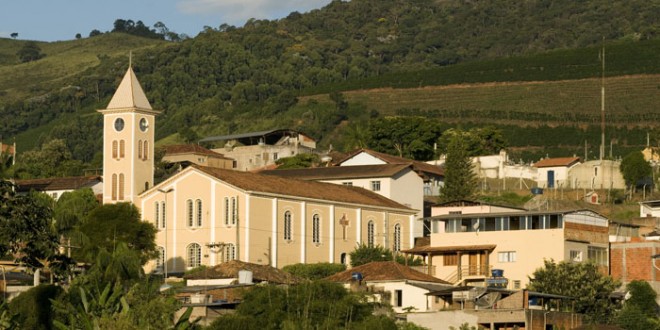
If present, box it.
[162,144,235,169]
[640,200,660,218]
[403,209,609,289]
[325,261,451,313]
[568,159,625,190]
[532,156,580,189]
[260,164,425,241]
[334,148,444,197]
[14,175,103,200]
[98,66,416,274]
[200,129,317,171]
[431,200,526,217]
[410,287,583,330]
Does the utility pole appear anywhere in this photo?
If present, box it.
[599,40,606,161]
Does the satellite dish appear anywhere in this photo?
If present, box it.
[475,292,501,309]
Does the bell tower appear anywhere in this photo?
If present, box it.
[99,66,160,204]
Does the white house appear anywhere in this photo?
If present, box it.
[640,200,660,218]
[325,261,451,313]
[532,156,580,189]
[15,176,103,200]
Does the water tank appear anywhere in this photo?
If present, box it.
[351,272,363,281]
[491,269,504,277]
[238,270,253,284]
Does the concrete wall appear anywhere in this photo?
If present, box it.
[408,310,479,330]
[568,160,625,190]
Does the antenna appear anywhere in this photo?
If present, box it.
[599,39,605,160]
[129,51,133,68]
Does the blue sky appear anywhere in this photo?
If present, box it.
[0,0,332,42]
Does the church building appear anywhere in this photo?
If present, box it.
[99,67,417,273]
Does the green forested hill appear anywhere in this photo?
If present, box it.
[1,0,659,177]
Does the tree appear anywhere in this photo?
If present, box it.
[527,260,620,323]
[89,29,102,37]
[16,41,44,63]
[75,33,82,39]
[275,153,320,169]
[616,280,659,330]
[13,139,83,179]
[0,181,60,271]
[350,244,393,267]
[366,117,442,161]
[10,32,17,39]
[282,263,346,280]
[439,132,478,203]
[79,203,157,264]
[620,151,652,194]
[8,284,62,330]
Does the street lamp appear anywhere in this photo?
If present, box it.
[158,187,174,291]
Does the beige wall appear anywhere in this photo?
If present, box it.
[103,112,156,204]
[163,154,234,169]
[212,144,316,171]
[568,160,625,190]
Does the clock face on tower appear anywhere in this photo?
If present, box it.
[139,118,149,132]
[114,118,125,131]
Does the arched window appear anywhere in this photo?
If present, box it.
[156,246,165,272]
[112,140,118,159]
[284,211,292,241]
[187,243,201,268]
[340,253,347,265]
[111,174,117,201]
[367,221,375,247]
[231,197,238,225]
[154,202,160,228]
[186,199,194,227]
[119,140,125,158]
[138,140,143,159]
[225,243,236,262]
[118,173,125,200]
[161,201,166,228]
[143,141,149,160]
[224,197,230,225]
[196,199,203,227]
[312,214,321,244]
[393,224,401,252]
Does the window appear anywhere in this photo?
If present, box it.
[187,243,201,268]
[186,199,194,227]
[138,140,143,159]
[509,216,523,230]
[112,140,118,158]
[367,221,375,247]
[528,215,542,229]
[444,254,458,266]
[548,214,562,229]
[342,182,353,186]
[224,197,230,225]
[225,243,236,262]
[340,253,347,265]
[156,246,165,272]
[312,214,321,244]
[570,250,582,262]
[588,246,607,266]
[393,224,401,252]
[118,173,125,200]
[231,197,238,225]
[498,251,517,263]
[119,140,125,158]
[154,202,160,228]
[273,152,278,160]
[394,290,403,307]
[284,211,292,241]
[161,201,166,228]
[513,280,521,289]
[111,174,117,201]
[143,141,149,160]
[196,199,203,227]
[370,181,381,191]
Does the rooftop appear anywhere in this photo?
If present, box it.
[533,157,580,168]
[163,144,231,159]
[336,149,444,178]
[15,175,102,192]
[325,261,450,284]
[183,260,302,284]
[259,164,413,180]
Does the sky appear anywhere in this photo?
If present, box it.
[0,0,333,42]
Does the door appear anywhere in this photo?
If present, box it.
[469,253,479,275]
[547,170,555,188]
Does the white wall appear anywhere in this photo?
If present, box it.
[340,153,386,166]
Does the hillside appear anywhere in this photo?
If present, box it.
[0,0,659,177]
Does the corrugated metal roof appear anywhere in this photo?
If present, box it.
[259,164,412,180]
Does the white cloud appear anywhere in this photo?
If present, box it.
[177,0,330,25]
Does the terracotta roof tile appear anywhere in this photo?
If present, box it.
[15,176,102,192]
[193,165,413,211]
[336,149,444,177]
[259,164,412,180]
[183,260,302,284]
[533,157,580,168]
[164,144,230,159]
[325,261,449,284]
[402,244,497,255]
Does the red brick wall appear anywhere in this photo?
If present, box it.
[565,222,609,244]
[610,242,660,282]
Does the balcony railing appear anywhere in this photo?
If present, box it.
[444,265,492,284]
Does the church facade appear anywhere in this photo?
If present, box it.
[99,67,417,273]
